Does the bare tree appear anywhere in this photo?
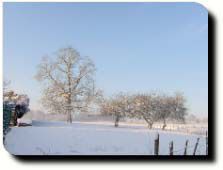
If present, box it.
[156,93,187,130]
[35,47,96,123]
[113,94,132,127]
[151,94,174,130]
[110,98,122,127]
[131,93,159,129]
[170,92,187,123]
[100,93,131,127]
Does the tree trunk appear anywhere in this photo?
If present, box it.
[114,114,120,127]
[67,110,72,123]
[162,119,167,130]
[67,63,72,123]
[13,110,17,126]
[142,115,153,129]
[148,122,153,129]
[67,96,72,123]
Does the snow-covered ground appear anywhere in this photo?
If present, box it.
[4,120,207,155]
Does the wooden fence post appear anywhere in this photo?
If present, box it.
[184,140,189,155]
[206,131,208,155]
[169,141,173,155]
[193,138,200,155]
[154,133,159,155]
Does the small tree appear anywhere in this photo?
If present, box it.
[100,93,130,127]
[154,94,173,130]
[35,47,96,123]
[170,92,187,123]
[99,98,113,116]
[131,94,157,129]
[156,93,187,130]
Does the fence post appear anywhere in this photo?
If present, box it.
[206,131,208,155]
[154,133,159,155]
[184,140,189,155]
[193,138,200,155]
[169,141,173,155]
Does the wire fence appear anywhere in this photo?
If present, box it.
[153,131,208,155]
[152,123,208,136]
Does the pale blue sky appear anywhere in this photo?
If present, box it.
[3,2,208,117]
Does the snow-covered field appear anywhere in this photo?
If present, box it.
[4,120,207,155]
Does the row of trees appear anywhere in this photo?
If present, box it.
[99,92,187,129]
[34,46,187,126]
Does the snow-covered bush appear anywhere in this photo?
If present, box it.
[3,91,30,126]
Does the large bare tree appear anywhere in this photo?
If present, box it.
[35,47,96,123]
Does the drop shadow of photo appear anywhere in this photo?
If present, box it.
[207,12,216,162]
